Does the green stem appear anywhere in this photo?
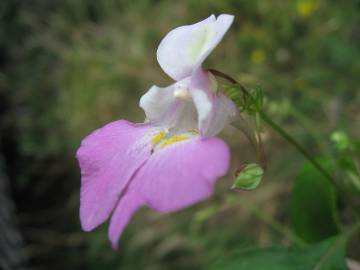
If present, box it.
[259,112,338,190]
[209,69,359,216]
[260,112,359,216]
[232,118,266,168]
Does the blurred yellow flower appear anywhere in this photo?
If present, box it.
[296,0,318,17]
[251,49,266,64]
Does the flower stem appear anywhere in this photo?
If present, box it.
[209,69,359,216]
[259,112,360,217]
[259,112,338,189]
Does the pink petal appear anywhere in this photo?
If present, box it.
[108,186,144,249]
[107,136,230,248]
[138,137,230,212]
[76,120,153,231]
[157,14,234,80]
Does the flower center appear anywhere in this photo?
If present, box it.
[149,129,199,151]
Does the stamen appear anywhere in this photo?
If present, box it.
[151,131,167,145]
[150,129,199,151]
[174,85,192,101]
[159,135,188,148]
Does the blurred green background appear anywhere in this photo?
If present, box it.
[0,0,359,269]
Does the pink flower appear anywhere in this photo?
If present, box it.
[76,14,237,249]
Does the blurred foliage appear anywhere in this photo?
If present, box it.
[211,235,349,270]
[0,0,359,269]
[289,160,339,243]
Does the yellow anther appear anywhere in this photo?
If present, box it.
[151,131,167,145]
[159,135,188,148]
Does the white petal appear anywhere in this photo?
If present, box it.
[139,84,177,128]
[171,101,198,133]
[190,70,238,137]
[203,93,239,137]
[157,14,234,80]
[139,80,197,132]
[190,88,212,133]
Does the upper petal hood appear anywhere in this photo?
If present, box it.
[157,14,234,80]
[140,70,238,137]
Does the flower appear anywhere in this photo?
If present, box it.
[76,14,237,249]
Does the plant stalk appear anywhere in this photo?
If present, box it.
[209,68,359,216]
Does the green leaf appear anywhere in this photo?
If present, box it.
[211,236,349,270]
[232,163,264,190]
[289,160,339,243]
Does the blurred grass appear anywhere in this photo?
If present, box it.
[1,0,359,269]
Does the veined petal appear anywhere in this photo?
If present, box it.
[137,136,230,212]
[157,14,234,80]
[76,120,153,231]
